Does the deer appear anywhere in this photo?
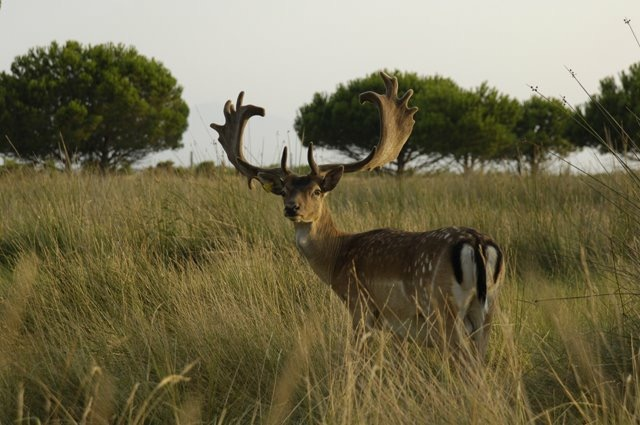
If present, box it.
[210,72,504,360]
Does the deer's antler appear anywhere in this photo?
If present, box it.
[314,71,418,174]
[212,72,417,184]
[210,92,288,186]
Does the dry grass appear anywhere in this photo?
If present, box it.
[0,169,638,423]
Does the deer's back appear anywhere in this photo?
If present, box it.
[331,226,503,321]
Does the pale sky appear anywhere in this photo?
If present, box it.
[0,0,638,168]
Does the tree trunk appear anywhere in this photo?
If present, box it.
[395,147,414,175]
[99,137,110,171]
[462,154,475,174]
[528,145,540,176]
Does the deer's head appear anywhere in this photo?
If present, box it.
[254,145,344,223]
[210,72,418,225]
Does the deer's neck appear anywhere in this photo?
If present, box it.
[294,206,345,284]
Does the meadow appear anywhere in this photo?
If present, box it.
[0,167,639,423]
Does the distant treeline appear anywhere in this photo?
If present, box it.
[295,67,640,174]
[0,40,638,174]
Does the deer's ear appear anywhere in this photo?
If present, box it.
[256,172,284,195]
[321,166,344,193]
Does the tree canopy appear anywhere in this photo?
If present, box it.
[570,62,640,155]
[423,81,522,173]
[295,71,523,173]
[512,96,572,174]
[0,40,189,169]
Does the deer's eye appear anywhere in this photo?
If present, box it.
[312,189,322,197]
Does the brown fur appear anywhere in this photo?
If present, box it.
[268,173,504,359]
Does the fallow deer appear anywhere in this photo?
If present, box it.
[210,72,504,359]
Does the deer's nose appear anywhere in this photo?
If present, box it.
[284,204,300,217]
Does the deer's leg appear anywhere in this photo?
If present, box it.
[348,291,379,332]
[425,294,463,359]
[468,302,496,361]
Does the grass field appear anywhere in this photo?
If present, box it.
[0,168,639,423]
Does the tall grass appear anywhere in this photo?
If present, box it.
[0,170,638,423]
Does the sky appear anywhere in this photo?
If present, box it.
[0,0,638,169]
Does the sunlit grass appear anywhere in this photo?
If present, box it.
[0,170,638,423]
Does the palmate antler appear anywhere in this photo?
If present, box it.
[210,72,418,182]
[315,71,418,173]
[209,92,290,187]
